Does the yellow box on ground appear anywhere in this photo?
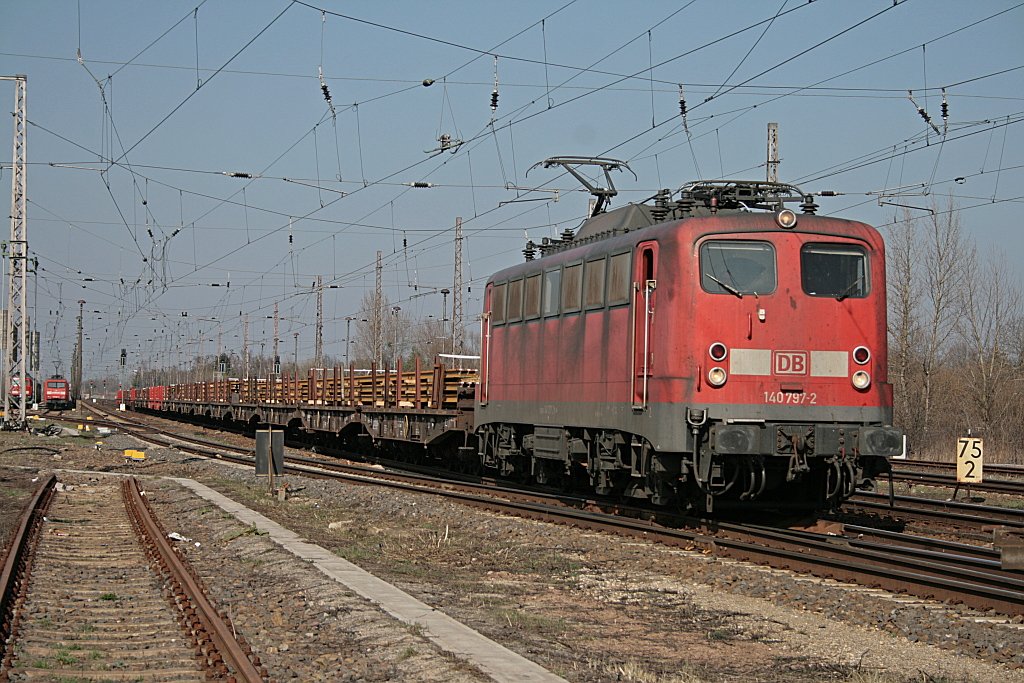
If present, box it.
[124,449,146,461]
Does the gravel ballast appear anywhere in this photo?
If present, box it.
[2,423,1022,682]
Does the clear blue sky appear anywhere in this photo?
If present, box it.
[2,1,1022,381]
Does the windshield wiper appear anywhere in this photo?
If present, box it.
[835,277,862,302]
[706,274,743,299]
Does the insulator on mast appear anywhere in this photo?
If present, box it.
[490,55,499,115]
[678,84,690,136]
[908,90,940,135]
[318,65,335,118]
[941,88,948,134]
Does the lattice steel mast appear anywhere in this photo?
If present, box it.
[73,299,84,402]
[273,302,280,374]
[452,217,464,354]
[314,275,323,368]
[374,250,383,366]
[242,314,250,379]
[3,75,28,426]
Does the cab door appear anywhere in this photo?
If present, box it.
[480,283,493,406]
[632,242,658,408]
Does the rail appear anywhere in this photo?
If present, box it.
[122,477,267,682]
[0,469,267,681]
[0,474,56,668]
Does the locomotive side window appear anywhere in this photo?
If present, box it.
[607,252,631,305]
[524,273,542,320]
[641,247,655,282]
[801,244,868,299]
[492,282,507,324]
[584,257,606,309]
[562,263,583,313]
[507,278,524,322]
[700,240,776,295]
[542,268,561,316]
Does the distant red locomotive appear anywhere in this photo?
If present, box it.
[9,374,41,405]
[477,172,902,512]
[43,376,74,411]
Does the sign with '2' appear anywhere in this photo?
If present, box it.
[956,437,984,484]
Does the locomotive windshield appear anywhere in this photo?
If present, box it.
[700,241,776,296]
[801,244,868,299]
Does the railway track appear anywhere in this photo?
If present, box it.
[76,402,1024,535]
[70,403,1024,617]
[894,459,1024,478]
[890,461,1024,496]
[0,474,268,682]
[845,490,1024,530]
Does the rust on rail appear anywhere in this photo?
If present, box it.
[122,477,268,682]
[0,474,56,677]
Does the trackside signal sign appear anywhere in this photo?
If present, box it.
[956,437,984,484]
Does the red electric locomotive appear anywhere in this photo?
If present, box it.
[43,375,74,411]
[9,374,41,405]
[477,165,902,513]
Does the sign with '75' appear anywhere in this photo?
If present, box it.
[956,437,984,484]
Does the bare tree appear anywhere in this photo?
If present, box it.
[383,306,410,368]
[886,210,923,444]
[955,248,1023,454]
[918,198,966,445]
[409,317,449,363]
[355,290,387,367]
[1009,314,1024,461]
[353,291,414,368]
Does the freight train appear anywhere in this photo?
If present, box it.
[127,173,903,514]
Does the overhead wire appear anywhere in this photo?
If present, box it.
[114,2,295,164]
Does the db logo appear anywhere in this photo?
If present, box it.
[773,351,808,375]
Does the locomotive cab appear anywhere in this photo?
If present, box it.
[684,207,901,510]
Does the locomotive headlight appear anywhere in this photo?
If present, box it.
[708,367,728,387]
[708,342,728,362]
[852,346,871,365]
[776,209,797,229]
[851,370,871,390]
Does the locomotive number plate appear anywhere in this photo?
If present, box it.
[763,391,817,405]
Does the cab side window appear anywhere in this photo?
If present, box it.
[507,278,524,322]
[542,268,561,316]
[607,252,631,305]
[524,273,542,319]
[584,257,606,309]
[491,282,507,324]
[562,263,582,313]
